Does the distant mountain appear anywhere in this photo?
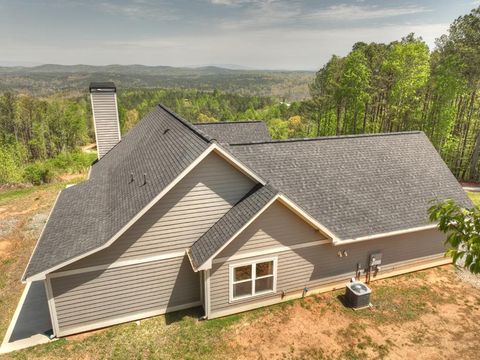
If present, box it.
[0,64,314,100]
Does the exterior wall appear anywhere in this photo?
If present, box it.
[49,152,256,336]
[209,200,446,316]
[60,152,256,271]
[217,201,327,259]
[49,255,197,336]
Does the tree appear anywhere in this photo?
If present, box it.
[428,199,480,274]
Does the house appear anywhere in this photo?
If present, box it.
[21,83,471,337]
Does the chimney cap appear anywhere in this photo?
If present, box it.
[89,82,116,93]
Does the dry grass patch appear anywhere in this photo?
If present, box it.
[0,184,479,359]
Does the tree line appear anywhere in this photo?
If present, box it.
[303,7,480,181]
[0,6,479,185]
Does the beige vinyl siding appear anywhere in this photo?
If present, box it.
[218,201,327,259]
[50,255,198,336]
[209,200,446,313]
[60,152,255,271]
[91,92,121,158]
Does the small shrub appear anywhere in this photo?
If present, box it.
[23,162,54,185]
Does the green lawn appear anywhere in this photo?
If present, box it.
[0,185,479,359]
[467,191,480,207]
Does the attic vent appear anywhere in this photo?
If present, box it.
[89,82,121,160]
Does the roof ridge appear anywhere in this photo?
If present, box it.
[193,120,265,125]
[229,131,424,146]
[157,104,213,143]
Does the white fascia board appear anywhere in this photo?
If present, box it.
[25,144,217,282]
[25,141,268,282]
[276,194,339,242]
[195,193,339,271]
[195,194,280,271]
[211,143,266,185]
[332,223,438,246]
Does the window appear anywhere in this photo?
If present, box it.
[229,258,277,302]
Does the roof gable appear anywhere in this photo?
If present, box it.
[23,105,212,281]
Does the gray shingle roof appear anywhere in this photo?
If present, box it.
[23,105,212,280]
[193,121,271,144]
[189,184,278,269]
[228,132,472,241]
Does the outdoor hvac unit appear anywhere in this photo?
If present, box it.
[345,281,371,309]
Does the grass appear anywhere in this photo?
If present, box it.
[467,191,480,207]
[0,182,68,204]
[1,185,479,359]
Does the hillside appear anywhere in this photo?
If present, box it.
[0,64,314,101]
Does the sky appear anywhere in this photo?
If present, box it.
[0,0,479,70]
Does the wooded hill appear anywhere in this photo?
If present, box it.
[0,6,479,185]
[0,65,313,101]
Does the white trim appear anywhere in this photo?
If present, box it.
[21,191,62,283]
[333,224,438,245]
[26,141,268,282]
[209,254,450,319]
[205,270,211,318]
[113,93,122,140]
[56,301,201,337]
[213,239,331,264]
[25,144,217,282]
[277,195,339,241]
[196,194,280,271]
[90,93,101,160]
[195,194,337,271]
[44,277,60,337]
[49,251,185,279]
[228,257,278,303]
[211,144,266,185]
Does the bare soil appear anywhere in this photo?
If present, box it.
[0,184,479,359]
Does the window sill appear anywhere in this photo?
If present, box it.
[229,290,276,304]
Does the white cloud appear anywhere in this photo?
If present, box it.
[33,22,445,70]
[307,4,431,21]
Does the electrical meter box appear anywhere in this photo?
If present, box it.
[370,253,382,266]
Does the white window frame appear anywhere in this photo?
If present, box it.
[228,257,277,303]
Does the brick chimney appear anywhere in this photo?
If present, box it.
[89,82,121,159]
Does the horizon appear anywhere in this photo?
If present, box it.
[1,0,479,71]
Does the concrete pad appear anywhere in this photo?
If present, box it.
[0,281,53,354]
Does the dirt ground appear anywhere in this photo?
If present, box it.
[1,184,480,359]
[224,267,480,360]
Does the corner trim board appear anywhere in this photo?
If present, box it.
[45,276,60,337]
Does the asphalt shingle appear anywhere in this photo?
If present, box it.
[23,105,211,280]
[228,132,472,241]
[189,184,278,268]
[193,121,271,144]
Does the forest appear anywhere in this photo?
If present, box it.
[0,6,479,185]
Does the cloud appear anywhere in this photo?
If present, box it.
[307,4,431,21]
[209,0,275,5]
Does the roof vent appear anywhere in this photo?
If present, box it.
[89,82,121,159]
